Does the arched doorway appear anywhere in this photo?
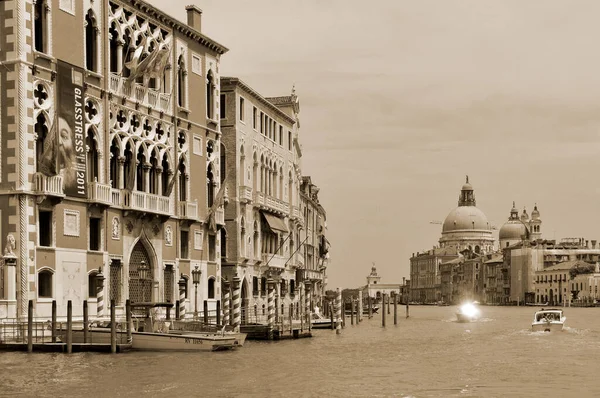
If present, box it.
[241,278,249,324]
[129,240,153,305]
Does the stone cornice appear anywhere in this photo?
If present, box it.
[124,0,229,55]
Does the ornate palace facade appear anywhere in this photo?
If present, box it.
[0,0,228,319]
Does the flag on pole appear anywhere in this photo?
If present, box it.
[205,173,228,232]
[164,157,182,196]
[125,157,137,191]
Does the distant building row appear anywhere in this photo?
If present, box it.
[409,177,599,306]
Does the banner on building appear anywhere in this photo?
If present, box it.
[56,60,87,198]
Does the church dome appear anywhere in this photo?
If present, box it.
[499,202,528,240]
[499,221,527,240]
[442,206,491,232]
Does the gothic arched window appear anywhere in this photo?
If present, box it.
[85,10,98,72]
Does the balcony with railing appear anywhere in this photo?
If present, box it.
[87,181,112,206]
[239,185,253,203]
[33,173,64,199]
[263,253,287,269]
[179,200,198,220]
[109,74,171,114]
[118,190,171,216]
[253,191,265,207]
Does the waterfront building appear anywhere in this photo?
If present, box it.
[219,77,330,322]
[508,238,600,304]
[0,0,228,320]
[360,265,403,303]
[299,176,330,307]
[409,246,458,303]
[483,253,504,304]
[534,260,600,306]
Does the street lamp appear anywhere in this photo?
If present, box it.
[191,266,202,319]
[138,260,150,303]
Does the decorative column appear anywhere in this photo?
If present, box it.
[117,156,125,190]
[267,278,275,339]
[156,167,163,196]
[143,163,151,193]
[222,280,230,326]
[232,276,241,332]
[116,41,124,74]
[178,276,187,320]
[305,281,312,332]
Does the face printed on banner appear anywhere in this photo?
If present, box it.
[58,116,77,188]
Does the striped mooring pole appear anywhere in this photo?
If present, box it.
[267,278,275,339]
[222,280,231,326]
[96,280,105,318]
[178,280,186,320]
[232,276,241,332]
[335,287,342,334]
[305,281,312,332]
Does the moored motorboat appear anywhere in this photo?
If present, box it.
[531,308,566,332]
[456,302,480,323]
[311,307,333,329]
[62,326,238,351]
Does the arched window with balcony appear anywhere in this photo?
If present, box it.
[123,141,134,190]
[149,150,159,195]
[161,155,170,196]
[207,163,214,208]
[109,22,120,73]
[122,30,133,78]
[86,127,99,183]
[178,160,187,201]
[136,146,146,192]
[206,70,214,119]
[35,113,49,173]
[252,153,258,193]
[85,9,98,72]
[177,55,186,108]
[109,138,120,188]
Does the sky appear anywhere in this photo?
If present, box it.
[151,0,600,289]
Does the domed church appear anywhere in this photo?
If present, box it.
[498,202,542,248]
[438,176,495,254]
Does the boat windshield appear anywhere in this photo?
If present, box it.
[536,312,561,322]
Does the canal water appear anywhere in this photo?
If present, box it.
[1,306,600,397]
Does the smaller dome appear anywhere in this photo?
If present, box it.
[499,221,528,240]
[531,204,540,220]
[461,182,473,191]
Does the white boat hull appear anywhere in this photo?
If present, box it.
[64,328,238,351]
[531,321,565,332]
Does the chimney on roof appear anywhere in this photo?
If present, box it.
[185,5,202,32]
[592,240,597,249]
[402,277,406,285]
[586,240,589,249]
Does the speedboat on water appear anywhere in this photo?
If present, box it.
[456,302,480,323]
[531,308,566,332]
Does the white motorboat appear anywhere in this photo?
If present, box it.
[166,320,247,347]
[311,307,333,329]
[456,302,481,323]
[62,326,238,351]
[531,309,566,332]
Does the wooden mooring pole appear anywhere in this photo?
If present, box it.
[83,300,89,344]
[203,300,209,324]
[175,299,180,320]
[406,302,410,318]
[368,296,373,319]
[110,299,116,353]
[216,300,221,325]
[27,300,33,353]
[126,299,132,343]
[51,300,57,343]
[350,298,355,325]
[394,294,398,325]
[330,302,334,330]
[382,294,386,327]
[66,300,73,354]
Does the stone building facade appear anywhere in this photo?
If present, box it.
[219,77,330,322]
[0,0,228,320]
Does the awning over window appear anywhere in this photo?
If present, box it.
[262,211,288,233]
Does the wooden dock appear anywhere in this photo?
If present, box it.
[241,321,312,340]
[0,342,132,353]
